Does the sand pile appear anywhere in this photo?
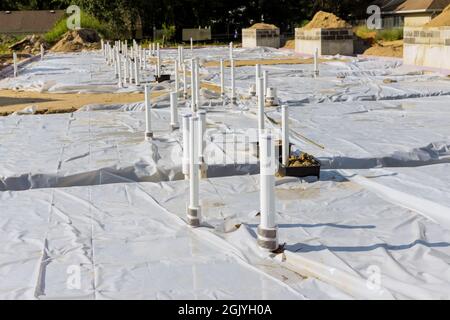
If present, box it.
[248,23,278,30]
[51,29,101,52]
[425,4,450,27]
[283,39,295,49]
[363,40,403,58]
[303,11,351,29]
[9,35,49,54]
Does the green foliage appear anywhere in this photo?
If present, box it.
[296,20,310,28]
[375,28,404,41]
[44,11,111,44]
[0,35,25,54]
[162,23,176,42]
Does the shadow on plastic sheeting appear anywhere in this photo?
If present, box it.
[285,239,450,253]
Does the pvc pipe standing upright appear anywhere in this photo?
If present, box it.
[190,38,193,55]
[187,115,201,227]
[182,113,192,178]
[220,59,225,98]
[13,52,17,78]
[183,63,188,99]
[257,77,265,132]
[230,59,236,104]
[255,64,261,96]
[174,59,179,95]
[190,58,197,112]
[40,44,44,60]
[282,105,290,167]
[143,49,147,70]
[263,70,268,98]
[129,58,134,84]
[156,43,161,77]
[101,39,104,55]
[314,48,319,78]
[180,46,184,66]
[124,56,129,82]
[257,131,278,251]
[229,42,233,61]
[197,110,207,178]
[144,84,153,140]
[117,51,123,88]
[170,92,180,130]
[195,57,200,108]
[113,48,118,78]
[134,58,140,86]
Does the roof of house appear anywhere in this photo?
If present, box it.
[373,0,450,13]
[0,10,65,34]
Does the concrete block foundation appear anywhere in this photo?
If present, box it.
[295,28,354,56]
[404,27,450,70]
[242,28,280,48]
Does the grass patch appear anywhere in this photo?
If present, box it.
[375,28,403,41]
[0,35,25,54]
[354,25,403,42]
[44,12,111,44]
[354,25,377,40]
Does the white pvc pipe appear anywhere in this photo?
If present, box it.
[189,117,200,205]
[255,64,261,96]
[13,52,17,78]
[180,46,184,66]
[144,84,153,139]
[220,59,225,97]
[124,57,129,82]
[257,77,264,132]
[229,42,233,61]
[190,58,196,112]
[258,131,278,250]
[156,43,161,77]
[129,57,134,84]
[174,59,179,94]
[101,39,104,56]
[113,48,118,78]
[259,132,276,228]
[117,52,123,88]
[314,48,319,78]
[189,115,200,213]
[263,70,268,98]
[182,113,192,177]
[230,59,236,103]
[143,49,147,70]
[183,63,187,99]
[195,57,200,108]
[134,58,140,86]
[282,105,289,167]
[40,44,44,60]
[170,91,179,130]
[190,38,193,55]
[197,110,206,161]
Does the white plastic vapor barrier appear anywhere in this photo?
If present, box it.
[1,48,450,300]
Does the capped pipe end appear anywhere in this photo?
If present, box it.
[257,225,279,252]
[145,131,153,140]
[187,207,201,227]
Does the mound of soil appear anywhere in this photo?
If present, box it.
[248,23,278,30]
[425,4,450,27]
[303,11,351,29]
[283,39,295,49]
[51,29,101,52]
[363,40,403,58]
[9,35,49,54]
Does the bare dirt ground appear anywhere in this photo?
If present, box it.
[363,40,403,58]
[0,90,161,115]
